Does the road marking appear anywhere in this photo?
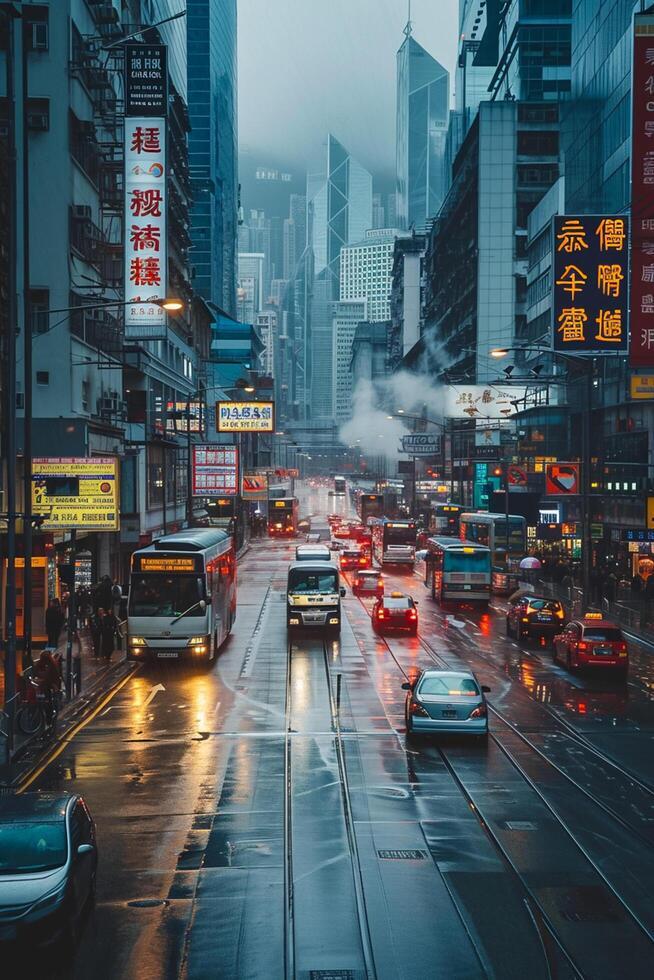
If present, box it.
[17,666,138,793]
[143,682,166,708]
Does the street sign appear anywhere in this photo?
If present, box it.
[401,433,441,456]
[192,446,238,496]
[125,44,168,117]
[631,375,654,399]
[622,528,654,542]
[507,465,528,486]
[545,462,580,495]
[216,401,275,432]
[552,214,628,354]
[32,457,119,530]
[473,444,500,460]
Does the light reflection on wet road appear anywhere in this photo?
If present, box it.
[17,482,654,979]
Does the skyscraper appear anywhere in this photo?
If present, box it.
[307,134,372,297]
[396,27,449,231]
[340,230,399,322]
[187,0,238,316]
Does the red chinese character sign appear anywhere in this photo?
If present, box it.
[631,16,654,365]
[545,463,580,496]
[192,446,239,497]
[552,215,628,354]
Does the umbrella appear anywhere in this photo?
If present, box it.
[519,556,541,570]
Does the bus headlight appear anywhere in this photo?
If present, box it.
[329,618,339,625]
[130,637,146,647]
[289,617,300,625]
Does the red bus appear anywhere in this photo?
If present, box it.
[268,497,299,536]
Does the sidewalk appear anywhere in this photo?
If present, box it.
[0,624,134,783]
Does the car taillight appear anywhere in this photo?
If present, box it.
[407,609,417,620]
[377,580,384,589]
[377,608,387,619]
[469,704,487,719]
[556,609,565,619]
[617,642,628,657]
[577,641,589,651]
[409,700,429,717]
[358,557,367,565]
[521,616,529,623]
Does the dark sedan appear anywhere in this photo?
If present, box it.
[0,793,97,953]
[506,593,566,640]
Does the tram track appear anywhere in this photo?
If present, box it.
[346,580,654,976]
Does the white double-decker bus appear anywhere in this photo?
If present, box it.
[127,529,236,663]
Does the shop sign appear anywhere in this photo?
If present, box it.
[32,457,119,530]
[401,433,442,455]
[552,214,628,353]
[216,401,275,433]
[545,462,580,495]
[631,15,654,365]
[622,528,654,542]
[475,426,500,447]
[166,401,203,433]
[630,375,654,399]
[444,386,527,419]
[192,446,238,496]
[507,466,528,486]
[473,444,500,460]
[125,44,168,116]
[124,114,167,339]
[590,523,603,540]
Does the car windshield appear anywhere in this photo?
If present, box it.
[419,674,480,696]
[583,628,623,641]
[0,821,67,874]
[528,600,560,612]
[129,575,204,617]
[288,570,338,594]
[444,550,490,572]
[384,597,411,609]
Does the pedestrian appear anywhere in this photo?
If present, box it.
[604,570,617,606]
[100,607,118,661]
[90,608,103,658]
[45,598,65,649]
[93,574,114,614]
[71,629,82,697]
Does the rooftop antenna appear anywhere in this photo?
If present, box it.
[403,0,413,37]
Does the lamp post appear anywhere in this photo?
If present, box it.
[491,346,595,605]
[387,411,447,516]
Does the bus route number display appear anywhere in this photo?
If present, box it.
[138,556,197,573]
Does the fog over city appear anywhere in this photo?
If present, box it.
[238,0,458,175]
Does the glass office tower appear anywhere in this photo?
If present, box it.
[396,32,449,232]
[187,0,238,317]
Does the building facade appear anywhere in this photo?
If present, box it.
[388,232,426,368]
[340,230,398,323]
[332,299,368,424]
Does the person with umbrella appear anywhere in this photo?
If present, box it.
[519,555,541,588]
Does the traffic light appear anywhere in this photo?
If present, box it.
[492,465,503,478]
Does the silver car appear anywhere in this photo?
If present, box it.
[403,668,490,738]
[0,793,97,951]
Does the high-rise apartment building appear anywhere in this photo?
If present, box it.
[396,27,449,231]
[340,230,399,323]
[372,193,386,229]
[332,299,368,424]
[187,0,238,317]
[237,253,265,322]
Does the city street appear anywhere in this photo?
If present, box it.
[19,483,654,979]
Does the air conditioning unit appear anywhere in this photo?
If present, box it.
[28,22,48,51]
[73,204,92,221]
[97,393,122,417]
[27,111,49,131]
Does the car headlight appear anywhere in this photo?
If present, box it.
[30,883,67,917]
[130,637,146,647]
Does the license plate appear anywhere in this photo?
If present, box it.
[442,710,457,719]
[595,646,611,655]
[0,924,17,941]
[157,651,179,659]
[536,614,552,622]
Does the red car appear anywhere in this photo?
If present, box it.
[553,613,628,678]
[372,592,418,635]
[352,571,384,598]
[340,548,369,571]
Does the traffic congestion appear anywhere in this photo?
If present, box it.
[3,475,654,978]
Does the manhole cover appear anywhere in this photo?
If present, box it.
[310,973,356,980]
[127,899,168,908]
[378,849,427,860]
[504,821,538,831]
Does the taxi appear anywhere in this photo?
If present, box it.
[340,548,370,571]
[352,570,384,598]
[553,612,628,678]
[372,591,418,635]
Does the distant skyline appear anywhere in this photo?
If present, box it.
[237,0,459,179]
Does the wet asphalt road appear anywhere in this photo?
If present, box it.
[17,483,654,979]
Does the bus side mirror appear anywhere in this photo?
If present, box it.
[199,599,206,612]
[401,682,411,691]
[340,587,346,597]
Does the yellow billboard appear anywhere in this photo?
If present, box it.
[32,457,119,530]
[216,400,274,432]
[630,375,654,399]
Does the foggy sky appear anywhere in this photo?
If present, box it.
[237,0,459,179]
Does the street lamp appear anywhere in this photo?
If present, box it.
[490,345,594,606]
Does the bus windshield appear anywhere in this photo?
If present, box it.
[444,550,490,573]
[129,575,205,617]
[385,525,415,544]
[288,569,338,594]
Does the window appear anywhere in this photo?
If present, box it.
[26,98,50,132]
[23,5,49,52]
[36,371,49,386]
[81,380,90,412]
[29,288,50,334]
